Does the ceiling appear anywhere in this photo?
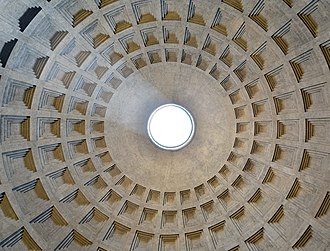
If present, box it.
[0,0,329,250]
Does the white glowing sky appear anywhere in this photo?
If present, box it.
[148,105,194,149]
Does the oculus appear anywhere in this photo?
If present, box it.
[147,104,195,151]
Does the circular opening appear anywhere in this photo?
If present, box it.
[147,104,195,151]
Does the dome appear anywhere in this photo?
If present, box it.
[0,0,329,250]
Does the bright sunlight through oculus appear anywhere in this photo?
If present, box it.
[147,104,195,151]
